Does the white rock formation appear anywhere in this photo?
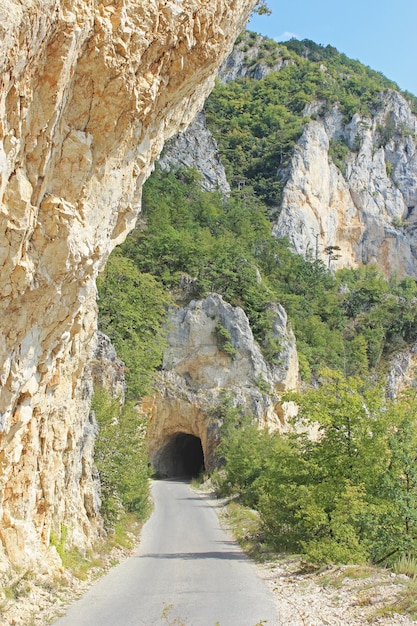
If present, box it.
[387,340,417,399]
[158,111,231,194]
[218,31,293,83]
[273,93,417,276]
[91,332,126,403]
[0,0,256,572]
[147,294,299,474]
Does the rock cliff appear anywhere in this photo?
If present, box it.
[158,111,231,194]
[387,339,417,399]
[157,35,417,278]
[147,294,298,476]
[274,93,417,275]
[0,0,256,572]
[218,31,292,83]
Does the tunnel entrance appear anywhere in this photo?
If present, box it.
[154,433,205,478]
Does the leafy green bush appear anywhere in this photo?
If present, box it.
[329,138,350,174]
[214,323,237,358]
[92,389,150,528]
[214,370,417,564]
[108,166,417,381]
[97,254,171,399]
[216,368,417,565]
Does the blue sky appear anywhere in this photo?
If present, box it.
[247,0,417,96]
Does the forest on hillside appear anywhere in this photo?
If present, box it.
[94,34,417,569]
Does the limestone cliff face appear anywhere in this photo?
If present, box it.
[218,31,293,83]
[91,332,126,403]
[147,294,299,475]
[158,111,231,194]
[273,93,417,275]
[0,0,256,571]
[387,339,417,399]
[157,36,417,278]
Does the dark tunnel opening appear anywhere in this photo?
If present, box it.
[155,433,205,478]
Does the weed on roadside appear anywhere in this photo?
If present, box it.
[394,554,417,579]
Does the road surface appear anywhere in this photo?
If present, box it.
[54,479,278,626]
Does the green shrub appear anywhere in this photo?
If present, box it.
[329,138,350,174]
[97,255,170,399]
[92,389,150,528]
[215,323,237,358]
[394,555,417,579]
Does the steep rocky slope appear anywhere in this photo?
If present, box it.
[275,93,417,275]
[147,294,298,476]
[158,111,231,194]
[148,35,417,442]
[0,0,256,572]
[204,33,417,277]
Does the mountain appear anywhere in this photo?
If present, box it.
[205,33,417,277]
[139,35,417,568]
[134,33,417,476]
[152,31,417,379]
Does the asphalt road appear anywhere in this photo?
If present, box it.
[53,479,279,626]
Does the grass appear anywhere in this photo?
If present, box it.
[320,564,377,589]
[394,578,417,619]
[0,569,32,604]
[190,472,209,489]
[49,511,145,581]
[373,578,417,621]
[393,554,417,579]
[218,499,280,562]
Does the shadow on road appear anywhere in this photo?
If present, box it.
[138,550,247,561]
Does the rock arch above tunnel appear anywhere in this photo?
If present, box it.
[145,294,299,482]
[153,433,205,478]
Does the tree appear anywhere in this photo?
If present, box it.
[370,390,417,563]
[277,369,388,562]
[324,245,341,269]
[97,254,170,398]
[92,389,150,527]
[253,1,271,15]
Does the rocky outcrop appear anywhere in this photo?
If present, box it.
[387,340,417,399]
[91,332,126,403]
[156,32,295,193]
[157,37,417,279]
[218,31,293,83]
[273,93,417,276]
[158,111,231,194]
[0,0,256,572]
[147,294,298,475]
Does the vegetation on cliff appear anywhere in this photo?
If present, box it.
[92,390,150,527]
[96,162,417,558]
[96,33,417,565]
[108,166,417,380]
[206,33,417,206]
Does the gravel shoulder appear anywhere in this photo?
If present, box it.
[257,558,416,626]
[209,490,417,626]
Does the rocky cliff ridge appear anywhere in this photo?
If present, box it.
[164,35,417,277]
[0,0,256,573]
[274,92,417,275]
[158,111,231,195]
